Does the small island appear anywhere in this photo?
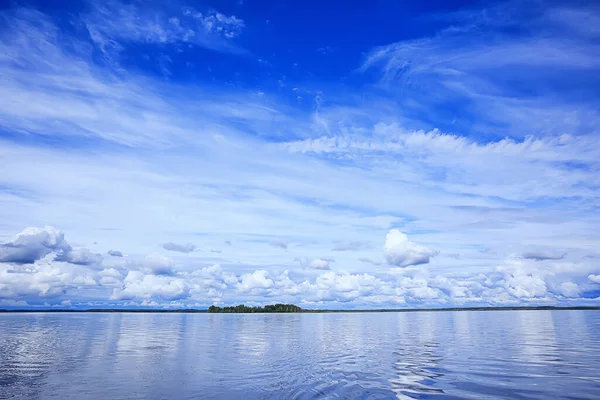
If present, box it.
[208,303,303,313]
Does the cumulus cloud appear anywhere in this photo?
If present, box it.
[185,263,238,302]
[0,226,69,264]
[557,282,579,298]
[0,225,595,308]
[520,250,567,261]
[55,247,103,266]
[501,271,547,299]
[142,254,175,275]
[314,271,386,302]
[99,268,122,287]
[0,299,29,307]
[384,229,438,267]
[309,258,333,270]
[111,270,189,300]
[108,250,123,257]
[0,259,97,299]
[162,242,196,253]
[405,286,442,300]
[237,270,274,293]
[190,264,238,288]
[0,226,101,267]
[269,238,289,249]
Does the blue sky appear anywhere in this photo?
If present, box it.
[1,0,599,309]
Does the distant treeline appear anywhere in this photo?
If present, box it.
[208,303,303,313]
[2,305,600,313]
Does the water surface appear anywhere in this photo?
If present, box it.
[1,311,599,399]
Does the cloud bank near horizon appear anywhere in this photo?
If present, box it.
[0,226,597,309]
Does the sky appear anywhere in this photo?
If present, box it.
[1,0,599,310]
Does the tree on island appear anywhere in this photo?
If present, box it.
[208,303,303,313]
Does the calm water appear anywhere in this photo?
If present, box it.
[1,311,599,399]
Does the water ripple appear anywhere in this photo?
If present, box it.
[1,311,599,399]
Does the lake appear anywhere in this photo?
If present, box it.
[1,311,599,399]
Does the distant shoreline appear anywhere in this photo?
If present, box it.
[1,306,599,313]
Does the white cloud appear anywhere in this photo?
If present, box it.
[99,268,122,287]
[0,258,96,299]
[0,226,69,264]
[182,8,244,38]
[237,270,274,293]
[332,241,369,251]
[312,271,388,302]
[0,224,596,308]
[280,127,600,204]
[188,263,238,300]
[502,272,547,299]
[111,270,189,300]
[84,0,244,56]
[309,258,333,270]
[520,250,566,261]
[162,242,196,253]
[360,2,600,137]
[557,282,580,298]
[142,253,175,276]
[56,247,103,266]
[384,229,438,267]
[269,238,289,249]
[0,299,29,307]
[359,257,382,266]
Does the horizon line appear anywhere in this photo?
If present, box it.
[2,305,599,313]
